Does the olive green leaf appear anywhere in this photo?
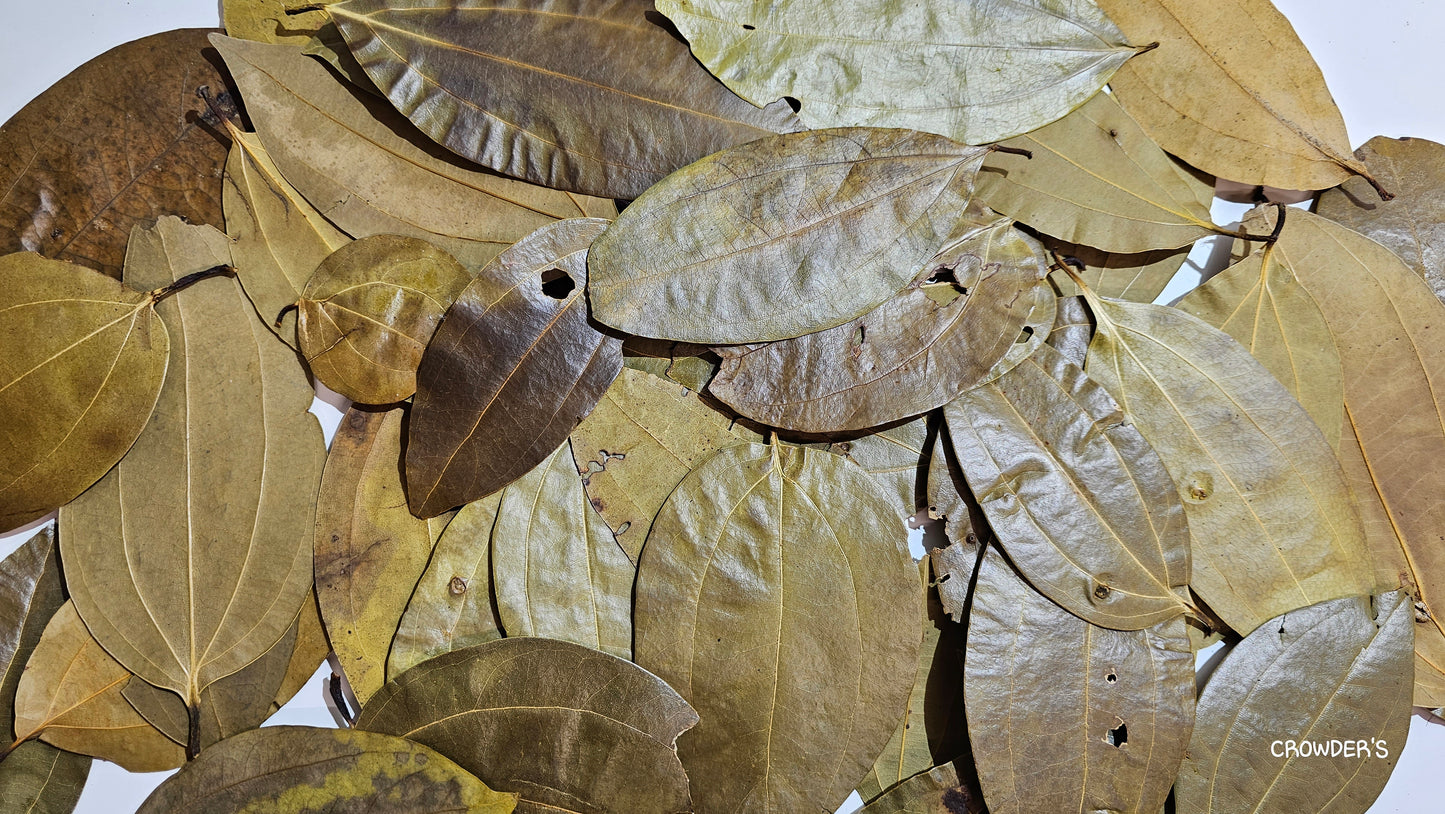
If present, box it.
[1317,135,1445,304]
[634,442,920,812]
[407,219,622,518]
[858,763,985,814]
[571,366,759,560]
[1175,592,1412,814]
[708,217,1049,432]
[822,417,932,522]
[1177,239,1345,450]
[0,741,88,814]
[947,344,1192,629]
[315,406,436,704]
[303,22,380,95]
[11,603,184,772]
[977,91,1221,253]
[299,236,471,404]
[136,725,517,814]
[657,0,1138,145]
[0,254,170,531]
[1237,205,1445,705]
[59,217,326,727]
[492,440,634,660]
[208,35,615,272]
[1079,287,1375,637]
[620,338,720,394]
[1094,0,1378,192]
[223,127,350,347]
[1047,295,1094,369]
[389,492,505,678]
[327,0,801,200]
[588,128,994,344]
[357,639,697,814]
[966,546,1194,814]
[1042,237,1191,304]
[224,0,340,45]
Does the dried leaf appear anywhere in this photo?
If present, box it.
[14,603,184,772]
[357,639,697,814]
[1046,295,1094,369]
[925,421,989,581]
[1317,135,1445,304]
[224,0,340,45]
[1095,0,1373,191]
[137,725,517,813]
[571,367,759,560]
[858,763,985,814]
[299,236,471,404]
[948,344,1192,629]
[634,442,920,812]
[59,217,326,711]
[407,219,622,518]
[328,0,801,199]
[588,128,993,343]
[1175,592,1412,814]
[0,254,169,531]
[977,91,1219,253]
[492,440,634,659]
[658,0,1137,145]
[826,417,932,521]
[0,30,232,278]
[620,339,721,393]
[1081,290,1375,636]
[1042,237,1191,304]
[929,539,981,626]
[708,218,1049,432]
[209,35,615,271]
[966,546,1194,814]
[0,741,88,814]
[389,493,505,678]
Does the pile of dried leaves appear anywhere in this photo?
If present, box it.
[0,0,1440,812]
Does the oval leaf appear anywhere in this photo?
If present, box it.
[299,235,471,404]
[407,218,622,518]
[588,128,993,343]
[357,638,697,814]
[658,0,1137,145]
[1175,592,1412,814]
[328,0,801,199]
[965,546,1194,814]
[634,442,920,812]
[137,725,517,813]
[0,254,168,531]
[946,344,1192,629]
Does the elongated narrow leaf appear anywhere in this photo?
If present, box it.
[492,440,634,659]
[328,0,801,199]
[709,218,1049,432]
[299,236,471,404]
[209,35,615,271]
[1042,237,1191,303]
[966,546,1194,814]
[225,0,340,45]
[13,603,184,772]
[1082,291,1375,636]
[1094,0,1373,191]
[658,0,1137,145]
[1176,593,1412,814]
[316,406,436,703]
[589,128,993,343]
[0,254,169,530]
[977,91,1218,253]
[389,493,504,677]
[0,741,88,814]
[571,366,758,560]
[858,763,985,814]
[947,344,1192,629]
[138,725,517,814]
[0,30,232,277]
[358,638,697,814]
[407,219,621,518]
[635,442,920,812]
[224,128,350,345]
[1317,135,1445,304]
[59,217,326,708]
[1177,242,1344,449]
[1240,206,1445,705]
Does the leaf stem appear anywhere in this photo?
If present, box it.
[148,266,235,304]
[987,144,1033,160]
[186,703,201,761]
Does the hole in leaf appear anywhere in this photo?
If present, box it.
[617,521,631,535]
[1016,326,1034,343]
[926,267,958,286]
[540,268,575,299]
[1105,672,1117,683]
[742,23,756,30]
[1106,723,1128,747]
[852,325,867,348]
[784,96,802,113]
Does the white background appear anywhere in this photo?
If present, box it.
[0,1,1440,812]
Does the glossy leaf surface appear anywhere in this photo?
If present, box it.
[858,763,985,814]
[588,128,993,343]
[825,417,931,522]
[357,638,697,814]
[634,442,920,812]
[407,219,621,518]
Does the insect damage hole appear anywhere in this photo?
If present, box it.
[540,268,576,299]
[1015,326,1034,344]
[742,23,756,30]
[1106,722,1127,747]
[1105,671,1117,684]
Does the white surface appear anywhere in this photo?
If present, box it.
[0,1,1440,812]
